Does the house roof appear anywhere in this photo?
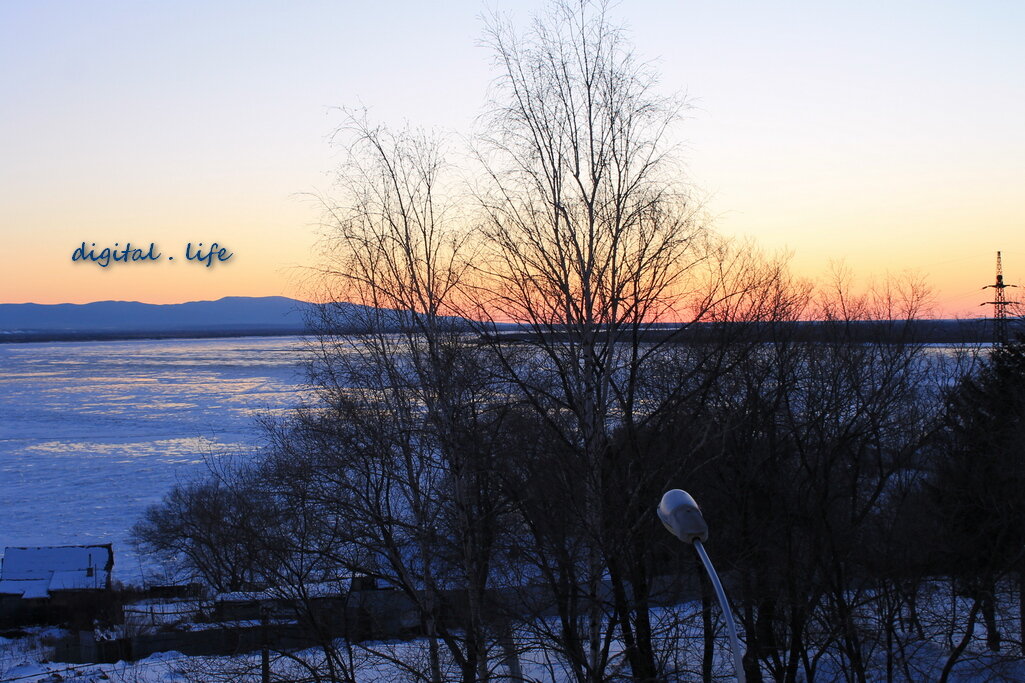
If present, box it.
[0,545,113,598]
[0,579,50,599]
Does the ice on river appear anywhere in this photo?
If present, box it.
[0,336,311,583]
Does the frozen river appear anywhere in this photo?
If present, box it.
[0,336,311,583]
[0,336,978,585]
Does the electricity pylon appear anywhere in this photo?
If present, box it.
[982,251,1018,346]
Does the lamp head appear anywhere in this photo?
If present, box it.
[658,489,709,544]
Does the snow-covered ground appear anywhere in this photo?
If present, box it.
[0,336,312,584]
[3,599,1025,683]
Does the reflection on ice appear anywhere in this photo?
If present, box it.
[25,436,224,460]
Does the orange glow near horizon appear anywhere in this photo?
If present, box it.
[2,225,1017,321]
[1,233,318,306]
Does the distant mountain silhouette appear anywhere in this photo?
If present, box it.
[0,297,314,333]
[0,297,474,342]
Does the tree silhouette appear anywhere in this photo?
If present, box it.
[929,338,1025,658]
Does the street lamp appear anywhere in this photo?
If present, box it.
[658,489,746,683]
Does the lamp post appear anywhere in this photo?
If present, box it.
[658,489,746,683]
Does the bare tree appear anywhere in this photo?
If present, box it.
[464,2,793,679]
[660,272,950,682]
[305,117,519,682]
[131,467,268,594]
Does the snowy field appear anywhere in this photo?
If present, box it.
[0,336,311,584]
[3,597,1025,683]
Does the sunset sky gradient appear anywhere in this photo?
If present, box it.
[2,1,1022,318]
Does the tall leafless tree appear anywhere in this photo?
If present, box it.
[306,117,520,682]
[464,2,795,679]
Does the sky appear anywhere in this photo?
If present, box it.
[1,1,1022,318]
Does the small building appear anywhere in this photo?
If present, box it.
[0,544,114,626]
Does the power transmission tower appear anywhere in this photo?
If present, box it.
[982,251,1018,345]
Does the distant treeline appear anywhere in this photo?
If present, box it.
[3,318,1014,345]
[484,318,1012,346]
